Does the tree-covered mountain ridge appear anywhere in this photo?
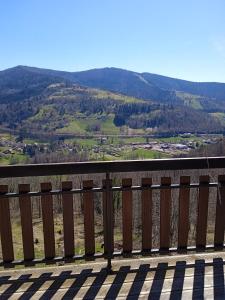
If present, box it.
[2,65,225,100]
[1,65,225,135]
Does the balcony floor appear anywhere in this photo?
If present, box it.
[0,251,225,299]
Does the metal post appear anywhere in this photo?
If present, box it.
[105,172,113,271]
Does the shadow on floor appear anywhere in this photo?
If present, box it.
[0,257,224,299]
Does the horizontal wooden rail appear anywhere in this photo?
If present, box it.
[0,156,224,178]
[0,182,222,199]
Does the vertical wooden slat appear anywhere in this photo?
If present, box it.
[178,176,190,249]
[122,178,132,253]
[19,184,34,261]
[103,178,114,255]
[214,175,225,247]
[83,180,95,256]
[41,182,55,259]
[62,181,74,258]
[196,175,210,249]
[0,185,14,262]
[160,177,171,250]
[142,178,152,252]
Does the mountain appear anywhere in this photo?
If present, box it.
[0,65,225,135]
[142,72,225,101]
[0,66,176,104]
[0,66,64,103]
[70,68,177,103]
[1,65,225,104]
[71,68,225,103]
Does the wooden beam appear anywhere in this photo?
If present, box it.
[0,157,224,178]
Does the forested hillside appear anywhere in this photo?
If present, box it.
[0,65,225,135]
[0,83,222,136]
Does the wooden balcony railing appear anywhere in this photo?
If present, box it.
[0,157,225,269]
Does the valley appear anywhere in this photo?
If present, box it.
[1,65,225,164]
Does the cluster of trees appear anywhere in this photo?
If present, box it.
[29,150,90,164]
[114,102,160,126]
[0,99,38,128]
[115,105,222,133]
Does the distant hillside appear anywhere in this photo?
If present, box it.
[70,68,178,103]
[0,65,225,135]
[0,81,222,136]
[1,65,225,104]
[142,72,225,101]
[72,68,225,103]
[0,66,63,103]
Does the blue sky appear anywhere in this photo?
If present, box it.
[0,0,225,82]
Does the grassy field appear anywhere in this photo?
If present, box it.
[73,138,98,148]
[93,89,145,103]
[58,119,87,134]
[0,157,10,164]
[0,153,27,165]
[47,86,144,104]
[122,149,171,160]
[176,91,203,110]
[100,115,121,134]
[58,114,120,135]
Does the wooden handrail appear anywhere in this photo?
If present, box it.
[0,156,224,178]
